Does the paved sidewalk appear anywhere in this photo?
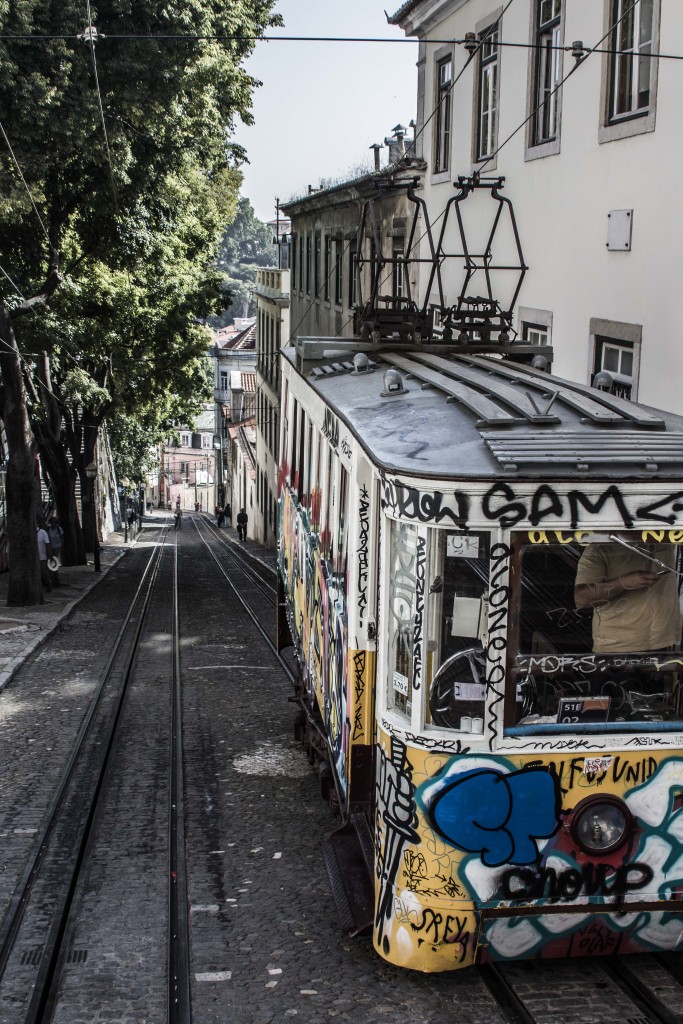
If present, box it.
[0,523,135,692]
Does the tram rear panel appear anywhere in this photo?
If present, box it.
[278,339,683,972]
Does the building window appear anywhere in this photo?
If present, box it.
[291,233,297,289]
[434,56,452,173]
[219,370,228,391]
[314,234,321,296]
[391,242,405,304]
[324,236,332,302]
[477,27,499,161]
[305,236,312,293]
[201,433,213,449]
[348,242,357,308]
[532,0,562,145]
[334,239,343,305]
[298,236,304,291]
[593,336,634,399]
[179,432,191,447]
[522,321,549,345]
[609,0,653,122]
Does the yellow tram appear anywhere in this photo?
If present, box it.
[277,335,683,972]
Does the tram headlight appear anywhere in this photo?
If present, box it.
[570,796,635,856]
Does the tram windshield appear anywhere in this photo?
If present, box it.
[512,531,683,733]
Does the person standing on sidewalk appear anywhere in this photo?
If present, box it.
[36,523,53,592]
[46,513,63,587]
[236,507,248,542]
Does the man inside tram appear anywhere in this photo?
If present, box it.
[574,540,681,654]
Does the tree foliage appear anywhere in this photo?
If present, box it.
[212,196,277,325]
[0,0,281,601]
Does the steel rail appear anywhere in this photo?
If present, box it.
[198,514,277,605]
[190,519,347,821]
[0,528,169,987]
[477,964,538,1024]
[603,957,683,1024]
[19,528,171,1023]
[168,529,191,1023]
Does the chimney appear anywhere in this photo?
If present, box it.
[369,142,383,172]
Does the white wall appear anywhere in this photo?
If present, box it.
[406,0,683,411]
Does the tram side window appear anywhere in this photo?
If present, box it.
[311,433,322,531]
[321,446,334,562]
[426,531,490,732]
[387,520,420,720]
[513,533,683,732]
[334,465,349,587]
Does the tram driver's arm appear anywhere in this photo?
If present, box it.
[574,571,661,609]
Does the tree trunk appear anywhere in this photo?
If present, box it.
[78,412,99,555]
[37,434,85,566]
[0,306,42,605]
[30,352,86,565]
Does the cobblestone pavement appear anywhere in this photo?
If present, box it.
[0,515,508,1024]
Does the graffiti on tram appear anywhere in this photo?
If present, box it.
[373,737,683,969]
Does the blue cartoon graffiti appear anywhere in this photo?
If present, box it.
[425,767,561,867]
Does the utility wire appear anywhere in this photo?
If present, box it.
[477,0,641,175]
[0,33,679,61]
[283,0,518,346]
[84,2,119,211]
[0,120,51,246]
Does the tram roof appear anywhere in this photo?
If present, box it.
[284,339,683,481]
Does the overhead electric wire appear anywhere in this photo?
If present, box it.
[283,0,518,347]
[0,119,52,247]
[84,1,119,211]
[477,0,641,175]
[0,32,679,61]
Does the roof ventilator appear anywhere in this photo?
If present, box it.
[381,368,408,397]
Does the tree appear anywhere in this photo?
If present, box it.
[0,0,281,604]
[212,197,277,325]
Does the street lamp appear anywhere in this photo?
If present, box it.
[85,461,101,573]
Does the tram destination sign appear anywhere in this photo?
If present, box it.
[557,696,611,724]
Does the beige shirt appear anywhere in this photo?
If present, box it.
[575,543,681,654]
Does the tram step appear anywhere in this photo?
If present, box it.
[322,816,374,937]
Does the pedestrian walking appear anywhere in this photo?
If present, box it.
[236,507,248,542]
[174,508,182,530]
[217,505,225,527]
[36,523,53,592]
[225,502,232,525]
[46,513,63,587]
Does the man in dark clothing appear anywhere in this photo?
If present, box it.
[236,507,248,542]
[217,505,225,527]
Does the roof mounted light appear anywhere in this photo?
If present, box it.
[381,368,408,397]
[592,370,614,391]
[352,352,371,374]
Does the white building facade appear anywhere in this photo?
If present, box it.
[389,0,682,410]
[254,267,290,547]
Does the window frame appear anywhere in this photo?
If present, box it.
[434,53,453,175]
[599,0,659,144]
[475,22,500,164]
[526,0,564,160]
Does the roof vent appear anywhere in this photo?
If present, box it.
[592,370,614,391]
[381,368,408,397]
[352,352,372,374]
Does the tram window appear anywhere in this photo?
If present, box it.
[388,521,421,721]
[335,466,349,584]
[321,446,334,561]
[513,532,683,732]
[426,531,490,732]
[311,433,322,531]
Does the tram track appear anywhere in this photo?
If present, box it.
[476,954,683,1024]
[0,521,195,1023]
